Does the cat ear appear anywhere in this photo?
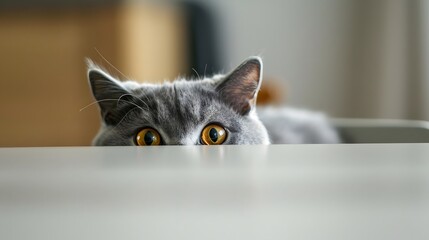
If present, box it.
[216,57,263,115]
[87,64,131,125]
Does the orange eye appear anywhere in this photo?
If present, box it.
[136,128,161,146]
[201,124,227,145]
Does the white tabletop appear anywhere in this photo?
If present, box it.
[1,144,429,240]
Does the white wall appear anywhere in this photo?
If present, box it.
[191,0,429,121]
[201,0,357,117]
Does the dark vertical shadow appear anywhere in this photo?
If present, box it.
[181,1,221,78]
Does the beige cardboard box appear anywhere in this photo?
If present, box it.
[0,3,188,146]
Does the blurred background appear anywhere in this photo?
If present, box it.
[1,0,429,146]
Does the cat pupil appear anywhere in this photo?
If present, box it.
[144,131,155,145]
[209,128,218,142]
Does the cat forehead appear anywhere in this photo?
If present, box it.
[124,79,223,121]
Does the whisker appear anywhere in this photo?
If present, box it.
[117,93,150,110]
[192,68,200,79]
[94,47,130,80]
[110,106,139,133]
[79,99,115,112]
[140,94,153,110]
[204,64,207,78]
[79,99,145,112]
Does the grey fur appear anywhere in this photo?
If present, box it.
[87,57,340,145]
[88,57,270,145]
[258,107,340,144]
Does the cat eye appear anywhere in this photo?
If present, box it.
[201,124,227,145]
[136,128,161,146]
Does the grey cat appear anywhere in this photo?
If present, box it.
[88,57,340,145]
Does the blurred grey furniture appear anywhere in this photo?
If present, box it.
[334,118,429,143]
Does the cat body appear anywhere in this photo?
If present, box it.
[88,57,340,145]
[258,107,340,144]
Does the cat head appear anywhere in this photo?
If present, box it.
[88,57,270,145]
